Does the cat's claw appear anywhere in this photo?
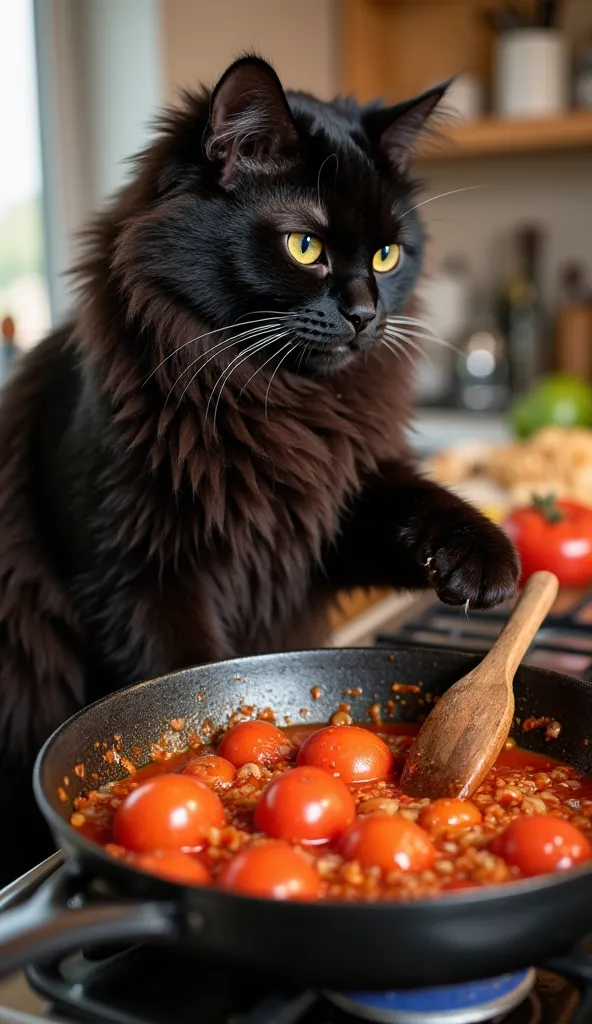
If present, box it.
[418,520,520,611]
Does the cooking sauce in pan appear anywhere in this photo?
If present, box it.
[71,723,592,901]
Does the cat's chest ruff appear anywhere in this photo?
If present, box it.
[160,358,398,517]
[111,348,408,571]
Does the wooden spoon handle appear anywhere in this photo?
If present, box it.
[481,571,559,682]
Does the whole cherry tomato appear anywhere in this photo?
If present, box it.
[254,766,355,844]
[491,815,592,876]
[219,841,320,900]
[338,814,436,874]
[133,850,211,886]
[217,720,292,768]
[419,798,482,835]
[296,725,393,784]
[113,775,225,852]
[183,755,236,788]
[503,497,592,586]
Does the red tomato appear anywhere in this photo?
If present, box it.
[217,721,292,768]
[491,815,592,876]
[419,799,482,835]
[133,850,211,886]
[219,841,320,900]
[182,755,236,788]
[296,725,393,784]
[254,766,355,844]
[503,498,592,587]
[113,775,225,852]
[339,814,436,874]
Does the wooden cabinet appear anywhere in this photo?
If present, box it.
[339,0,592,159]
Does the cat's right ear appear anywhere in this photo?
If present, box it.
[362,82,451,177]
[203,56,300,185]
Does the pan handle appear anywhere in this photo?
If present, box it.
[0,855,177,980]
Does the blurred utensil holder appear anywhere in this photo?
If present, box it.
[495,28,569,118]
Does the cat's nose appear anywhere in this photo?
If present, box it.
[340,304,376,334]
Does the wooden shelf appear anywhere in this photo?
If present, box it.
[418,111,592,160]
[340,0,592,164]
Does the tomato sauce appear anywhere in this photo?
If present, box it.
[71,723,592,901]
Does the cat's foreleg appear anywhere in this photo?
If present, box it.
[324,461,519,610]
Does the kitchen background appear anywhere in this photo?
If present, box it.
[1,0,592,620]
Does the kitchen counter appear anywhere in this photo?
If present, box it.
[409,408,511,455]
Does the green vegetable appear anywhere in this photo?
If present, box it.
[510,375,592,438]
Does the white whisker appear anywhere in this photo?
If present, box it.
[144,314,290,384]
[205,338,275,427]
[317,153,338,205]
[237,332,291,399]
[296,341,313,373]
[171,323,283,406]
[265,343,294,418]
[385,330,435,372]
[385,324,461,357]
[387,316,442,337]
[380,339,406,365]
[381,334,417,369]
[210,336,286,431]
[402,185,484,219]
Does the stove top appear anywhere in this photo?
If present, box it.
[22,946,587,1024]
[375,588,592,681]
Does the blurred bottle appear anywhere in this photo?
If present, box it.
[455,317,510,412]
[414,255,473,404]
[554,262,592,380]
[0,316,20,386]
[575,31,592,109]
[498,226,546,394]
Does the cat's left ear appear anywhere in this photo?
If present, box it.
[362,81,451,177]
[203,56,300,185]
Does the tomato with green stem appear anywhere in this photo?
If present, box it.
[504,496,592,586]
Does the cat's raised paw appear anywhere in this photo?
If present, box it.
[421,520,520,610]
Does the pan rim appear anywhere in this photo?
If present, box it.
[33,646,592,912]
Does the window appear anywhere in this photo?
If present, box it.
[0,0,50,351]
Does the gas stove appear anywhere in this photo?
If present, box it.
[1,857,589,1024]
[375,588,592,681]
[18,946,588,1024]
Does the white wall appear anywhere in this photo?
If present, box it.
[160,0,338,104]
[421,150,592,312]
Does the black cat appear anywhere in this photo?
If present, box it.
[0,56,519,886]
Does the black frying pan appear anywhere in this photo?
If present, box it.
[2,646,592,989]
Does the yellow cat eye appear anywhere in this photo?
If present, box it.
[287,233,324,266]
[372,244,402,274]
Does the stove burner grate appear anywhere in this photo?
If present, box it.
[23,947,588,1024]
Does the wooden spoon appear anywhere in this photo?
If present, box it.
[400,570,559,800]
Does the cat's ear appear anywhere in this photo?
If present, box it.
[203,56,299,185]
[362,82,450,176]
